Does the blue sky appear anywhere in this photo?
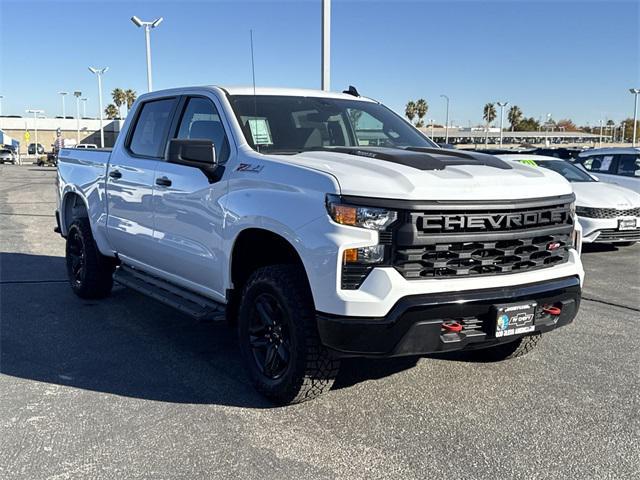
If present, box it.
[1,0,638,126]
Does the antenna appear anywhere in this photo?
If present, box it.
[250,29,259,152]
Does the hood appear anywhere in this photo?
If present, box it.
[572,181,640,208]
[274,148,573,201]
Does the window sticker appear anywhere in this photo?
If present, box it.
[600,155,613,171]
[246,117,273,145]
[519,159,539,167]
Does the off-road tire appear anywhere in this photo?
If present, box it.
[469,333,542,362]
[65,218,115,299]
[238,264,340,405]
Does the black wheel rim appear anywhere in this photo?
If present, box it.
[67,229,85,286]
[248,293,291,380]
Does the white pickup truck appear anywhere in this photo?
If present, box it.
[56,86,584,404]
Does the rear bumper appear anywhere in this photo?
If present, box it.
[317,276,581,358]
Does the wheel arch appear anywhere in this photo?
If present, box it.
[61,190,90,235]
[226,227,311,323]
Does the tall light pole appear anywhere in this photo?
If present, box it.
[59,91,68,118]
[73,91,82,144]
[26,109,44,158]
[497,101,508,146]
[0,95,3,116]
[131,16,163,92]
[321,0,331,91]
[440,94,450,144]
[88,66,108,148]
[81,98,88,118]
[630,88,640,147]
[599,119,603,147]
[621,121,626,144]
[429,118,434,139]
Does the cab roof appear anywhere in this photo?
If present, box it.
[218,86,377,103]
[578,147,640,157]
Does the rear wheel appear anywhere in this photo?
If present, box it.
[238,265,340,405]
[65,218,115,299]
[468,333,542,362]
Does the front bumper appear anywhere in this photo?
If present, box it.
[317,275,581,358]
[579,215,640,243]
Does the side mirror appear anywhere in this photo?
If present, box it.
[167,138,218,181]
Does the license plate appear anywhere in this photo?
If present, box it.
[495,302,536,338]
[618,218,637,231]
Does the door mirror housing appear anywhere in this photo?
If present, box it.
[167,139,218,181]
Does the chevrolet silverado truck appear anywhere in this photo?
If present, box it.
[56,86,584,404]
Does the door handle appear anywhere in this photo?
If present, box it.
[155,176,172,187]
[109,169,122,179]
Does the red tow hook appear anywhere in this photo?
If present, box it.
[542,305,562,316]
[442,320,463,333]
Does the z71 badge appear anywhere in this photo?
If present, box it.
[235,163,264,173]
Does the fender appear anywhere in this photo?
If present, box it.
[60,187,114,257]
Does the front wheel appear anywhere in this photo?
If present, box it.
[238,265,340,405]
[467,333,542,362]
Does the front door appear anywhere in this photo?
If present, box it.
[151,96,232,300]
[106,96,178,267]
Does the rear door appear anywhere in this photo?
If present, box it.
[612,154,640,192]
[150,95,232,299]
[106,96,178,267]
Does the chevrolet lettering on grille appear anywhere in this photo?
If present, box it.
[419,208,569,232]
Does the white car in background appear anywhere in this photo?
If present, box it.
[575,147,640,193]
[500,154,640,246]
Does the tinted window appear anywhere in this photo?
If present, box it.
[129,98,176,158]
[228,95,436,154]
[175,97,230,164]
[615,154,640,177]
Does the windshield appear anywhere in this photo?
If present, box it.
[228,95,436,154]
[518,158,595,182]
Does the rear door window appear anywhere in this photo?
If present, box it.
[128,98,177,158]
[615,154,640,177]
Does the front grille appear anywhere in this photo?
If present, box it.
[577,207,640,219]
[595,229,640,242]
[392,197,574,280]
[395,234,570,278]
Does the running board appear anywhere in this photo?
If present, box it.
[113,265,226,321]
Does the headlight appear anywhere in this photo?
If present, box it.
[326,195,397,230]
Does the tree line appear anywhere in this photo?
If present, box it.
[406,99,640,141]
[105,88,137,119]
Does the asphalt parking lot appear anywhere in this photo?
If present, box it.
[1,164,639,479]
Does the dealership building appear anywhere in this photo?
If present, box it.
[0,117,123,153]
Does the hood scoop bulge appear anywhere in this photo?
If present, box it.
[320,146,513,171]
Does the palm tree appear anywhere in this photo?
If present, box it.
[112,88,126,118]
[415,99,428,128]
[405,101,417,124]
[125,89,137,112]
[483,103,497,145]
[105,104,119,120]
[507,105,522,131]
